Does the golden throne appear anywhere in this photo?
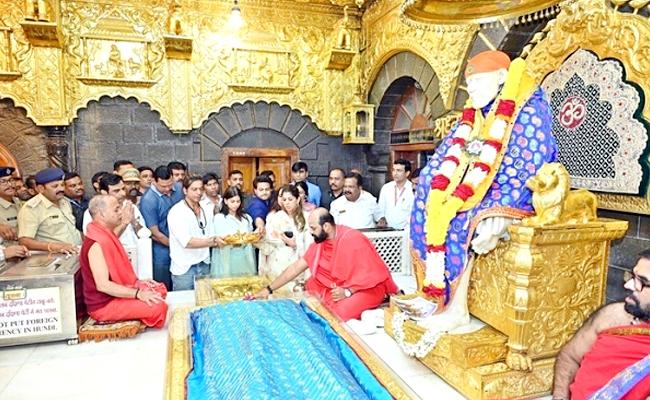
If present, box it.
[385,208,627,399]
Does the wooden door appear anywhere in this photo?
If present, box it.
[390,143,438,170]
[259,157,292,187]
[223,148,300,193]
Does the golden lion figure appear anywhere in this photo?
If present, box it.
[523,162,598,227]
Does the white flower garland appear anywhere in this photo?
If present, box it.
[391,312,445,358]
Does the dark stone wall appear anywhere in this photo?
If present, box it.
[72,97,384,196]
[601,209,650,303]
[73,96,198,189]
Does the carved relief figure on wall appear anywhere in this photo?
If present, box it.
[258,55,273,84]
[397,51,558,355]
[335,6,351,50]
[107,44,125,78]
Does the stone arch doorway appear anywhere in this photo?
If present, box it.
[198,100,369,193]
[368,52,446,173]
[0,98,48,175]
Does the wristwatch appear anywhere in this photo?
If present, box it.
[344,288,352,298]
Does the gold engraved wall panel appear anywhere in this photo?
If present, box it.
[168,57,191,131]
[34,46,65,124]
[186,0,353,132]
[0,0,40,122]
[525,0,650,214]
[361,0,476,109]
[0,0,478,135]
[61,1,168,125]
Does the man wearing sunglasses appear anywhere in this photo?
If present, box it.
[167,175,219,291]
[552,250,650,400]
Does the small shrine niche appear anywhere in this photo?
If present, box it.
[21,0,61,47]
[25,0,51,22]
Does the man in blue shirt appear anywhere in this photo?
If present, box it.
[291,162,322,207]
[245,175,273,234]
[63,172,89,232]
[140,165,184,290]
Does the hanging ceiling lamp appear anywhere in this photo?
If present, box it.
[400,0,573,30]
[229,0,244,30]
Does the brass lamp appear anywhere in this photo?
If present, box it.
[343,101,375,144]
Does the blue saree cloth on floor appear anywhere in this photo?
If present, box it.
[186,299,393,400]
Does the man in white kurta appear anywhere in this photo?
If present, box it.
[330,173,385,230]
[378,159,414,230]
[82,174,145,249]
[167,176,218,290]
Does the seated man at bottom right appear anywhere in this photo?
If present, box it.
[553,249,650,400]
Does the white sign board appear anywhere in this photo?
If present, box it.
[0,287,62,339]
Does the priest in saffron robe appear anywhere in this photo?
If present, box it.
[80,194,168,328]
[256,208,399,321]
[407,51,557,334]
[553,250,650,400]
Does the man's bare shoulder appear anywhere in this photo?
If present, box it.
[585,302,633,334]
[87,241,103,257]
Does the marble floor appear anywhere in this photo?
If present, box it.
[0,276,551,400]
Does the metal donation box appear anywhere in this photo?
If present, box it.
[0,253,79,347]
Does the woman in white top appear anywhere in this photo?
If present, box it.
[258,185,313,285]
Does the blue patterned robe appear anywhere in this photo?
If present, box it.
[410,88,557,302]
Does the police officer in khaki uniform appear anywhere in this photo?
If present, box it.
[0,167,22,245]
[18,167,81,254]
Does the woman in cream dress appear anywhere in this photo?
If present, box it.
[211,187,257,277]
[258,185,312,285]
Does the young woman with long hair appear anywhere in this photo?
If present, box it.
[294,180,316,212]
[211,187,257,277]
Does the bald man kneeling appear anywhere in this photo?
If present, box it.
[256,208,399,321]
